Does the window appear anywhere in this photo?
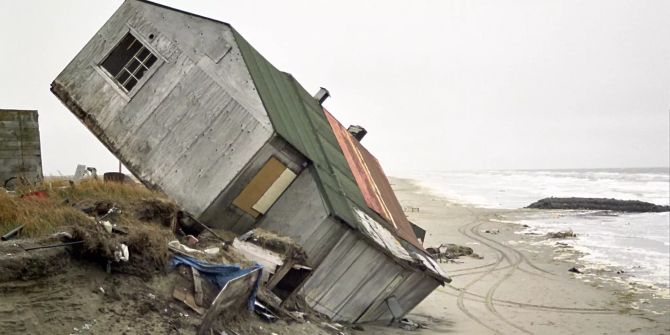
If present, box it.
[101,33,158,92]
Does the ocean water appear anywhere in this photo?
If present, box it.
[403,168,670,289]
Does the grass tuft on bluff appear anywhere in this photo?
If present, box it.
[0,178,175,239]
[1,178,179,275]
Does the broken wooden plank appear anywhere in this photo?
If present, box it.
[192,267,204,307]
[266,258,296,290]
[173,286,206,315]
[256,287,304,323]
[231,238,283,283]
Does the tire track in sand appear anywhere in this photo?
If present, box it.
[454,215,507,334]
[451,208,615,334]
[454,213,534,334]
[442,288,616,314]
[468,220,534,335]
[453,208,556,334]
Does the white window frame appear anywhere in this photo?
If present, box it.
[93,26,165,100]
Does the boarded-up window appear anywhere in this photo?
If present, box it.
[233,157,296,218]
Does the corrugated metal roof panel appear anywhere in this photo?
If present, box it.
[324,110,424,250]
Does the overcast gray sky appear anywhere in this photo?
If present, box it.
[1,0,669,175]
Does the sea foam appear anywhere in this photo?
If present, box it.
[401,168,670,288]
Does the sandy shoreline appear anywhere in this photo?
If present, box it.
[365,177,670,335]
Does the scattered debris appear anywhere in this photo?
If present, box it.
[70,220,171,277]
[231,238,286,283]
[23,240,85,251]
[1,224,24,241]
[253,301,278,322]
[204,247,220,255]
[21,191,48,199]
[470,253,484,259]
[568,267,582,274]
[102,172,124,183]
[240,229,307,262]
[404,206,420,213]
[426,243,478,262]
[444,244,474,258]
[1,178,356,334]
[113,243,129,262]
[399,318,428,331]
[101,221,113,233]
[546,230,577,239]
[192,267,204,306]
[74,164,98,181]
[322,322,345,335]
[134,198,179,228]
[173,285,206,315]
[189,254,262,335]
[185,234,199,246]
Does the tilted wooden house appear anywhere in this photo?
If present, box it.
[52,0,448,323]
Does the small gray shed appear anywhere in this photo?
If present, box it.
[0,109,43,188]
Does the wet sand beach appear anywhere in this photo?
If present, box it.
[366,178,670,335]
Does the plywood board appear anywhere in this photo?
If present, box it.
[252,168,296,214]
[232,157,286,217]
[173,286,206,315]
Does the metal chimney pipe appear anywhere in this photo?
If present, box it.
[314,87,330,105]
[347,125,367,141]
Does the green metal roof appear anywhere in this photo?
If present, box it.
[232,29,365,228]
[232,30,449,282]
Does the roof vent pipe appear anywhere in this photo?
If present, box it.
[347,125,367,141]
[314,87,330,105]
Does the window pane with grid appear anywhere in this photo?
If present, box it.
[101,33,158,92]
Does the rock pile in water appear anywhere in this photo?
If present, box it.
[527,197,669,212]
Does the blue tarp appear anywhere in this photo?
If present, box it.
[171,254,263,310]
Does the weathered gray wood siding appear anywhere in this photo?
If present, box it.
[299,229,412,322]
[0,110,43,186]
[254,168,349,267]
[360,271,440,322]
[256,168,440,322]
[199,135,306,233]
[51,0,272,216]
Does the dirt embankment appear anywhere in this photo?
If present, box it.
[0,180,362,335]
[526,197,669,212]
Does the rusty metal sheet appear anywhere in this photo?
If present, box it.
[324,110,423,250]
